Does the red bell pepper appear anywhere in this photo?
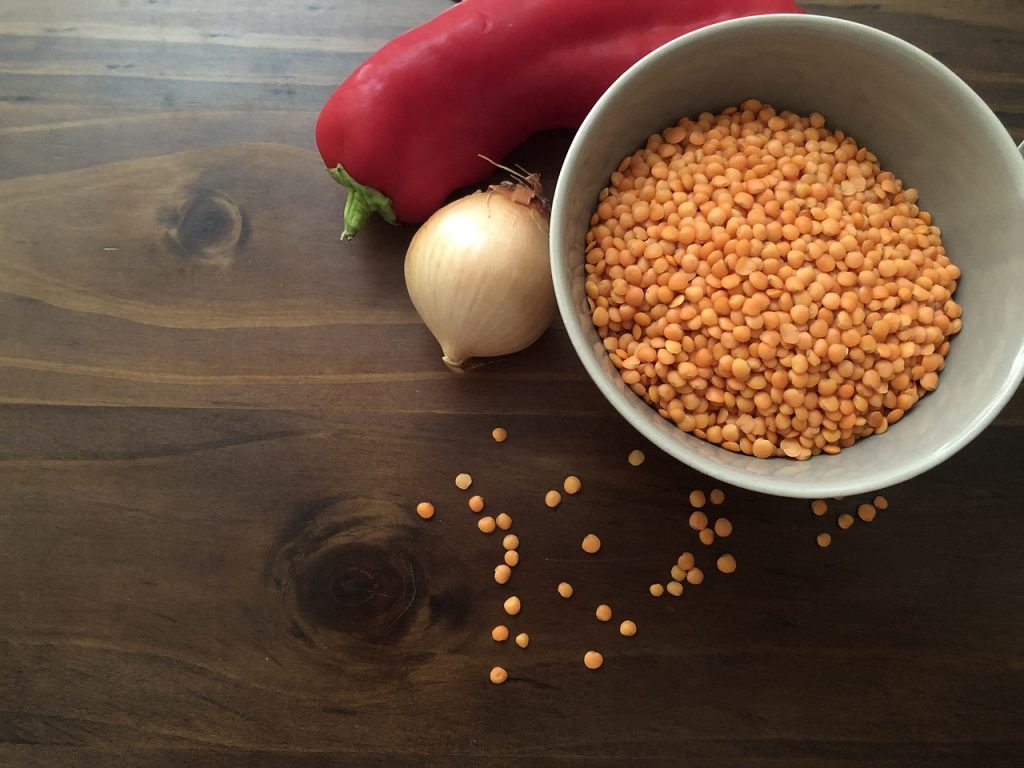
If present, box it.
[316,0,802,237]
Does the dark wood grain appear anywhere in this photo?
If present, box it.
[1,1,1022,766]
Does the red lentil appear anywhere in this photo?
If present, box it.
[585,101,962,460]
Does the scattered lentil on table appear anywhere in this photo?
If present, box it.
[563,475,582,494]
[545,489,562,508]
[581,534,602,554]
[494,564,512,585]
[455,472,473,490]
[584,651,604,670]
[491,625,509,642]
[492,427,508,443]
[468,495,485,513]
[857,503,877,521]
[627,449,646,466]
[557,582,574,598]
[595,604,613,622]
[415,501,435,520]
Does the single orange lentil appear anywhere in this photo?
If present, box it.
[455,473,472,490]
[857,503,877,522]
[649,583,665,597]
[666,580,684,596]
[468,495,485,513]
[581,533,602,554]
[515,633,529,648]
[495,513,513,530]
[503,534,520,551]
[595,604,612,622]
[689,510,709,531]
[709,489,725,505]
[677,552,695,570]
[584,651,604,670]
[817,532,832,548]
[619,620,637,637]
[670,565,686,581]
[504,550,520,567]
[837,513,855,530]
[698,528,715,546]
[557,581,574,598]
[752,438,775,458]
[873,494,889,510]
[489,666,508,684]
[716,554,737,574]
[491,625,509,642]
[811,499,828,516]
[494,564,512,585]
[545,490,562,508]
[685,567,704,585]
[713,518,733,537]
[563,475,582,495]
[503,596,521,616]
[628,449,646,466]
[491,427,508,443]
[415,501,435,520]
[689,490,707,508]
[478,516,496,534]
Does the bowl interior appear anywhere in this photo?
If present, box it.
[552,14,1024,498]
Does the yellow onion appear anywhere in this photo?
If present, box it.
[404,174,555,371]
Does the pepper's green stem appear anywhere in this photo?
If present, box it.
[327,164,398,239]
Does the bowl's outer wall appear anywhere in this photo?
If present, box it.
[552,15,1024,498]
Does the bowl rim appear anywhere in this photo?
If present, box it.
[550,13,1024,498]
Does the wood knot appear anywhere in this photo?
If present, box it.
[165,190,246,263]
[269,499,428,648]
[293,542,416,639]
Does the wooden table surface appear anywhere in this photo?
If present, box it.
[2,1,1022,766]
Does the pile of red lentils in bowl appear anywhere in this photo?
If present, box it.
[584,100,962,459]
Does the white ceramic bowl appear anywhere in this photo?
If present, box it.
[551,14,1024,498]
